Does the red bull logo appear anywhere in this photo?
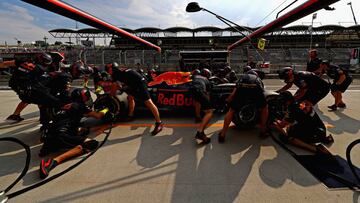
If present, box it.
[157,92,193,106]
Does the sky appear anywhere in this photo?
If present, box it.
[0,0,358,45]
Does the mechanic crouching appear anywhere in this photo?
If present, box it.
[190,69,213,144]
[277,67,330,107]
[218,70,269,143]
[320,61,353,111]
[39,88,112,179]
[111,63,163,135]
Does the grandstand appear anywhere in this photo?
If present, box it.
[2,25,359,72]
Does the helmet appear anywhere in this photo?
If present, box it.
[71,88,93,108]
[192,69,201,76]
[227,70,237,83]
[148,68,156,75]
[36,53,52,66]
[229,70,236,77]
[223,66,232,74]
[137,68,144,75]
[111,62,119,69]
[243,65,252,73]
[79,65,94,75]
[70,61,84,79]
[248,69,265,80]
[278,67,293,81]
[201,68,212,78]
[321,60,329,66]
[105,62,118,75]
[246,70,258,77]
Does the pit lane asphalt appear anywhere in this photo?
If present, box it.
[1,79,360,203]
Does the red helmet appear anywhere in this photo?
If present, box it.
[71,88,93,108]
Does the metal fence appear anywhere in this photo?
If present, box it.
[1,47,350,72]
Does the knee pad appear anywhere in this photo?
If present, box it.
[81,140,99,151]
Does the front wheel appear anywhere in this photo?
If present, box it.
[94,94,128,118]
[232,104,258,128]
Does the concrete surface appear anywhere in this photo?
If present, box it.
[0,80,360,203]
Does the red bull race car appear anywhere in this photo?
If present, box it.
[93,71,287,128]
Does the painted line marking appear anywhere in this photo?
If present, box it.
[114,123,226,128]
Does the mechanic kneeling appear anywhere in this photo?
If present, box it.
[272,93,334,155]
[218,70,269,143]
[39,88,112,179]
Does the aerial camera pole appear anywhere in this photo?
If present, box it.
[203,9,264,61]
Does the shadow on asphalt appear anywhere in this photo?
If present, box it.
[2,110,358,202]
[35,125,328,203]
[317,107,360,135]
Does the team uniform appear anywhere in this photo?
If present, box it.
[9,62,65,107]
[230,74,266,112]
[284,102,328,144]
[327,65,353,93]
[112,68,150,101]
[39,102,92,156]
[292,71,329,105]
[190,75,213,110]
[306,57,322,73]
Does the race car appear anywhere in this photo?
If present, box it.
[94,71,233,115]
[94,71,287,128]
[146,71,233,112]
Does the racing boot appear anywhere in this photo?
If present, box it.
[151,122,163,135]
[327,104,337,111]
[337,102,346,108]
[218,133,225,143]
[40,158,58,179]
[6,114,24,122]
[195,131,211,144]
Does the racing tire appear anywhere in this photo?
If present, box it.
[94,95,124,116]
[232,104,258,129]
